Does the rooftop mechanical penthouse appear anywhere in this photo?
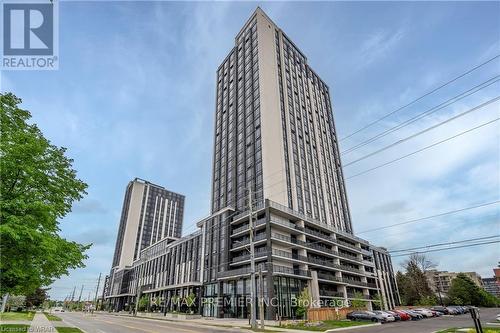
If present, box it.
[105,8,400,319]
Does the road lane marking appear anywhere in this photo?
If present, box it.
[59,315,90,333]
[96,316,200,333]
[93,318,161,333]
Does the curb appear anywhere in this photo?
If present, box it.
[97,312,255,331]
[325,323,381,332]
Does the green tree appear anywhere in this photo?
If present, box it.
[417,295,437,306]
[184,292,196,314]
[295,287,311,320]
[447,273,494,307]
[396,261,434,306]
[0,93,90,296]
[372,293,384,310]
[349,292,367,309]
[138,296,148,312]
[6,295,26,311]
[25,288,48,308]
[478,289,499,307]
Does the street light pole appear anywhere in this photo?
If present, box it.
[248,183,257,330]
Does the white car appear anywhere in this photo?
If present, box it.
[373,310,396,322]
[414,308,433,318]
[496,314,500,322]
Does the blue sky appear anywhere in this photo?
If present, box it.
[2,1,499,300]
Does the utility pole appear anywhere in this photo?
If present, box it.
[70,286,76,312]
[258,266,265,329]
[248,182,257,330]
[77,285,84,310]
[78,285,84,302]
[94,273,102,310]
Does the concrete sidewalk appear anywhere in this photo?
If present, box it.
[98,311,374,332]
[29,312,56,332]
[98,311,310,332]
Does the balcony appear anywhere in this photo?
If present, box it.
[231,218,266,236]
[217,266,253,279]
[317,272,343,283]
[346,293,373,300]
[272,264,311,278]
[337,239,362,253]
[271,233,363,263]
[232,202,266,222]
[320,290,345,298]
[231,233,267,250]
[217,263,268,279]
[231,249,268,263]
[342,279,378,289]
[267,200,369,245]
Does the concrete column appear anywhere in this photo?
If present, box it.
[341,285,348,307]
[309,271,320,308]
[362,288,372,311]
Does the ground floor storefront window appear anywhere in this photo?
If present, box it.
[274,276,307,319]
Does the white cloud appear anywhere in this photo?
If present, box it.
[345,91,500,277]
[357,29,405,69]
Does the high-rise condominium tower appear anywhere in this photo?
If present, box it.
[211,8,352,233]
[105,8,400,318]
[111,178,185,269]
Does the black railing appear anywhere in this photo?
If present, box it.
[272,264,311,278]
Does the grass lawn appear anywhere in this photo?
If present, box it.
[281,320,371,331]
[0,324,29,332]
[0,312,34,321]
[55,328,84,333]
[436,328,500,333]
[43,312,62,321]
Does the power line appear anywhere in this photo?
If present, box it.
[343,96,500,167]
[346,117,500,180]
[341,75,500,155]
[389,235,500,253]
[357,200,500,234]
[391,240,500,257]
[340,54,500,141]
[362,212,499,242]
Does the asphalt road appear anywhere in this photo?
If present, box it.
[57,312,247,333]
[337,308,500,333]
[57,308,500,333]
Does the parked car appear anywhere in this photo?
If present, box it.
[402,310,424,320]
[346,311,390,323]
[414,308,434,318]
[447,306,464,315]
[373,310,396,322]
[431,306,449,315]
[429,309,443,317]
[385,310,402,321]
[393,310,411,321]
